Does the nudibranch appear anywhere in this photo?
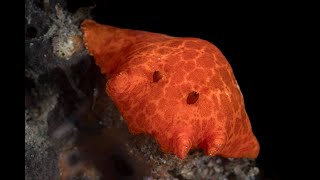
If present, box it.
[81,19,260,159]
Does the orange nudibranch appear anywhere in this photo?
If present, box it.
[81,19,260,159]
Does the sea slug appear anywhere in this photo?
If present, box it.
[81,19,260,159]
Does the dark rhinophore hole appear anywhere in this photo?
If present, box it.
[68,150,80,166]
[111,153,134,176]
[187,91,199,104]
[26,26,37,39]
[153,71,162,82]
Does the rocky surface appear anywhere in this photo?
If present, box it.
[25,0,261,179]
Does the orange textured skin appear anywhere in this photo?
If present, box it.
[81,19,260,159]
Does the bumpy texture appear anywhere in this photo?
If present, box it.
[81,19,260,159]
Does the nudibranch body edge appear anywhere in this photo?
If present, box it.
[81,19,260,159]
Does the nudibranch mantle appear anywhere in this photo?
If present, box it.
[81,19,260,159]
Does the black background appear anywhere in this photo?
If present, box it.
[65,1,316,179]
